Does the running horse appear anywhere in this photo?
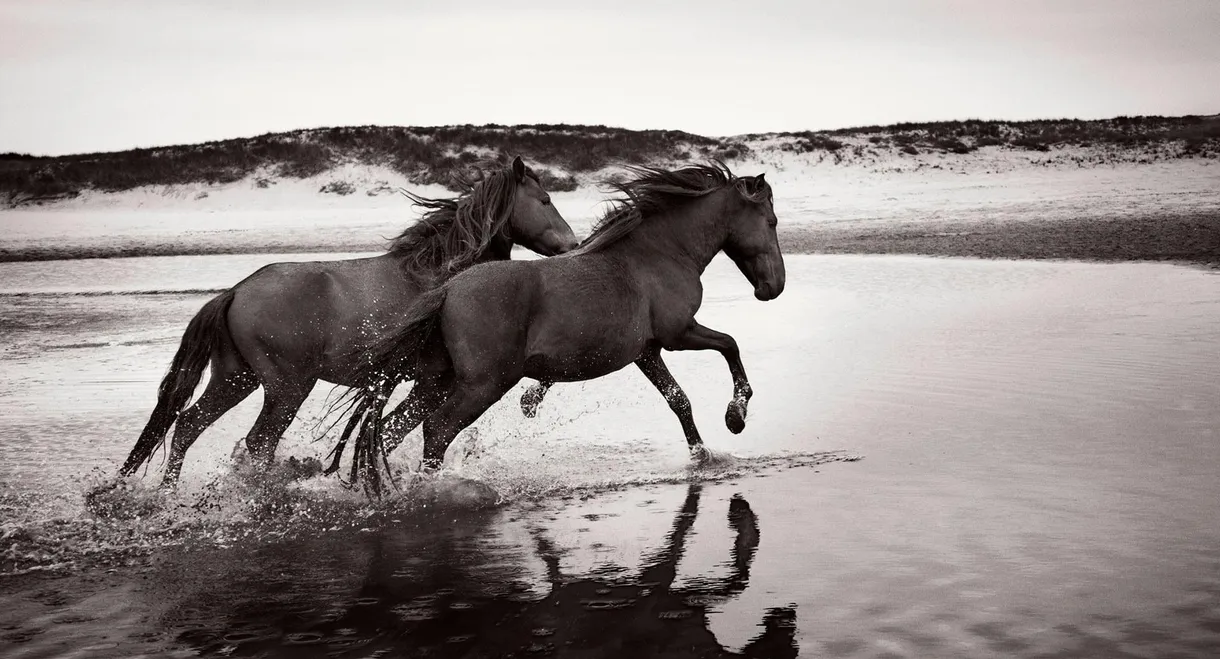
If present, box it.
[118,156,579,486]
[336,162,785,491]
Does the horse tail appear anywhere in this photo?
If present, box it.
[119,289,237,476]
[339,283,450,495]
[322,395,369,477]
[352,386,392,498]
[369,283,450,378]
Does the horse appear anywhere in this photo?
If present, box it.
[334,162,785,491]
[117,156,579,487]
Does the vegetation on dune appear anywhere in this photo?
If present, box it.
[1,115,1217,206]
[0,124,729,205]
[817,114,1220,155]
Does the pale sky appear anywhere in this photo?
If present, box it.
[2,0,1218,156]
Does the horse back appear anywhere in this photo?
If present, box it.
[227,255,420,385]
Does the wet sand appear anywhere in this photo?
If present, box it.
[3,212,1218,266]
[2,254,1220,657]
[782,210,1220,265]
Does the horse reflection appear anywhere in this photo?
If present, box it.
[517,484,798,658]
[175,484,797,658]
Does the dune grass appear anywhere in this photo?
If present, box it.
[4,115,1218,206]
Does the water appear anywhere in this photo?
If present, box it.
[1,253,1218,657]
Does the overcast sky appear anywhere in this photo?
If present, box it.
[2,0,1218,155]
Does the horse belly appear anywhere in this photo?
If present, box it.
[522,349,636,382]
[521,310,648,382]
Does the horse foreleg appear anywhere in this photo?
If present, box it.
[519,380,552,418]
[664,322,753,435]
[635,349,705,456]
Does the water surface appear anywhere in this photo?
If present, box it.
[1,253,1218,658]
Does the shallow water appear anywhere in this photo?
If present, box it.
[1,253,1219,657]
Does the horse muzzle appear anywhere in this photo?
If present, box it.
[753,279,784,301]
[546,230,580,255]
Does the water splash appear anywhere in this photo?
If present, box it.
[2,426,861,577]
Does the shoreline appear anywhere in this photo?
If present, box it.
[782,210,1220,266]
[3,211,1217,266]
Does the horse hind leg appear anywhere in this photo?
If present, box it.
[242,383,314,468]
[421,378,515,471]
[381,369,455,455]
[323,372,453,477]
[160,365,259,487]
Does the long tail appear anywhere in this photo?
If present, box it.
[363,283,450,380]
[119,289,236,476]
[325,283,450,495]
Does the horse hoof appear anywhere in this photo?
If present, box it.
[287,456,323,480]
[725,400,747,434]
[520,393,540,418]
[690,444,711,464]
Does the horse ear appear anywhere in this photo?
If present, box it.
[512,155,526,182]
[749,173,766,192]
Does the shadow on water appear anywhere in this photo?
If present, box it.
[157,483,795,658]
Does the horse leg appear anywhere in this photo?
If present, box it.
[665,322,753,435]
[420,378,514,471]
[159,366,259,486]
[520,380,552,418]
[635,348,705,456]
[243,383,314,467]
[380,369,455,454]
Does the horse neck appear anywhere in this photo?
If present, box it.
[610,190,731,275]
[475,231,514,264]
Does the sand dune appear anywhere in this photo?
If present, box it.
[2,129,1218,263]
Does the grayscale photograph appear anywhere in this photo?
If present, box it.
[1,1,1218,657]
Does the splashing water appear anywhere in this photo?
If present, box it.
[1,426,859,577]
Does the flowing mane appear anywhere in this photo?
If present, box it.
[389,163,538,283]
[573,161,767,254]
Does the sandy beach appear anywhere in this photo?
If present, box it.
[3,138,1217,264]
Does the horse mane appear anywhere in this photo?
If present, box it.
[573,160,769,254]
[389,162,538,283]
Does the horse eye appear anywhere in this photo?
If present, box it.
[540,198,552,206]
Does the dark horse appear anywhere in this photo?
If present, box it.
[118,157,579,487]
[336,162,784,489]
